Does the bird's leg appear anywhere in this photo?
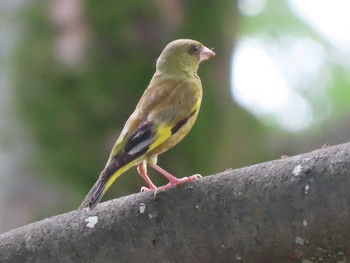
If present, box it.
[149,163,202,191]
[137,162,157,192]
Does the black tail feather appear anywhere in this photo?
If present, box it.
[78,177,107,210]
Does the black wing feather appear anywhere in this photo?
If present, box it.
[124,121,156,156]
[171,109,197,135]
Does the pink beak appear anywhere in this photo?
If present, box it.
[200,46,216,62]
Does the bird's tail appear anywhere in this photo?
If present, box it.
[78,158,138,210]
[78,177,109,210]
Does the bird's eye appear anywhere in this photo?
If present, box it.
[191,44,200,53]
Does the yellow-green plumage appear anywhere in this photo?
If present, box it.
[79,39,215,210]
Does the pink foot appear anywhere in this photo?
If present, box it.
[140,186,156,192]
[138,163,158,192]
[157,174,202,191]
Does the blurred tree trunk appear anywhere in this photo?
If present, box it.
[1,143,349,263]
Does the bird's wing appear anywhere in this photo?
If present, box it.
[106,76,200,165]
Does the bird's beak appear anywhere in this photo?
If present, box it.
[200,46,216,62]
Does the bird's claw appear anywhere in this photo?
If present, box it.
[140,174,202,193]
[140,186,157,192]
[140,187,150,192]
[141,186,161,196]
[190,174,202,179]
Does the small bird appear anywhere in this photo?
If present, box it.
[79,39,215,210]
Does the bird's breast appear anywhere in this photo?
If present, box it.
[148,106,200,156]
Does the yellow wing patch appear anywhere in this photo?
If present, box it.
[148,124,172,152]
[102,123,172,195]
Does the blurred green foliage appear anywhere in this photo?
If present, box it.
[14,0,270,205]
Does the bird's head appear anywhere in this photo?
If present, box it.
[156,39,215,76]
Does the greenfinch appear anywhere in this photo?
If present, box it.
[79,39,215,210]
